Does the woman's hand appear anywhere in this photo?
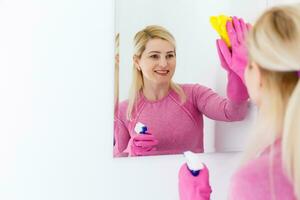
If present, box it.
[217,16,251,83]
[178,163,212,200]
[216,16,251,103]
[128,133,158,156]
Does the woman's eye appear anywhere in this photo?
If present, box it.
[166,54,174,59]
[150,55,159,59]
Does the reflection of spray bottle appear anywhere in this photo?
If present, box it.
[184,151,204,176]
[134,122,148,134]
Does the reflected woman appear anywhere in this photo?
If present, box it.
[114,25,249,157]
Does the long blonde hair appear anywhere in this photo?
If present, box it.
[114,33,120,114]
[246,4,300,198]
[127,25,186,120]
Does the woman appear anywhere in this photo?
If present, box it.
[179,4,300,200]
[114,24,249,157]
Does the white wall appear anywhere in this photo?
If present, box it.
[0,1,269,200]
[268,0,300,6]
[0,0,115,199]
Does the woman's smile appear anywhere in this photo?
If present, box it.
[154,69,170,76]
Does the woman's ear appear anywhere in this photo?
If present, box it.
[252,62,263,87]
[246,61,264,105]
[133,55,141,71]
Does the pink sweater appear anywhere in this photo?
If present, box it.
[114,84,248,157]
[229,139,296,200]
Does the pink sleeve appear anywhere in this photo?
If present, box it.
[191,84,248,121]
[113,118,130,157]
[113,101,130,157]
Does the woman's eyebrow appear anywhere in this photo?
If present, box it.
[148,51,161,54]
[166,51,175,54]
[148,50,175,54]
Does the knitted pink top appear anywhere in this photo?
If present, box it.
[114,84,248,157]
[229,139,296,199]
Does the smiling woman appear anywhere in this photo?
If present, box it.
[113,25,250,157]
[135,39,176,87]
[128,26,185,121]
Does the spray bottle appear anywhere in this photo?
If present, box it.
[134,122,148,134]
[184,151,204,176]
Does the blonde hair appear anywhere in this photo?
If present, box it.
[127,25,186,120]
[246,4,300,198]
[114,33,120,115]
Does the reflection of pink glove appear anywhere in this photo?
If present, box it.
[128,133,158,156]
[217,39,249,103]
[218,16,251,84]
[178,163,212,200]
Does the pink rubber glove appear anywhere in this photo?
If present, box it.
[216,39,249,103]
[127,133,158,156]
[178,163,212,200]
[217,16,251,84]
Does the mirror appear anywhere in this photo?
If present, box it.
[114,0,267,157]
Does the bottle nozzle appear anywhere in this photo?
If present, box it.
[184,151,204,176]
[134,122,148,134]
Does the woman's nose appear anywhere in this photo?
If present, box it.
[158,57,168,68]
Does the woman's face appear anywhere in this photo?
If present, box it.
[245,61,263,105]
[134,38,176,86]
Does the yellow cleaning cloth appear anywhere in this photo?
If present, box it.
[210,15,232,47]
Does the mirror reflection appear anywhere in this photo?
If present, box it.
[114,0,265,157]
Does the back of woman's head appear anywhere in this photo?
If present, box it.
[246,4,300,199]
[248,4,300,72]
